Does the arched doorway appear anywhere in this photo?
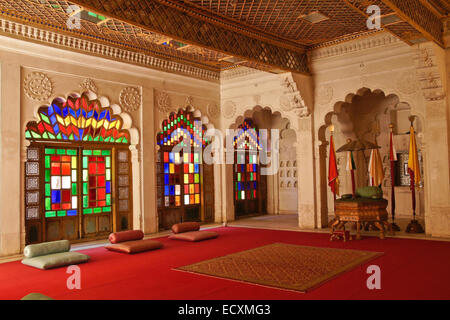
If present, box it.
[156,108,214,230]
[24,93,134,244]
[233,118,266,218]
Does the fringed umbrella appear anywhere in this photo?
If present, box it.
[336,138,381,198]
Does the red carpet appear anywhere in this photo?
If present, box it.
[0,226,449,300]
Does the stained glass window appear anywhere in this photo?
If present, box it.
[234,119,262,201]
[44,148,78,218]
[82,149,112,214]
[157,109,209,148]
[25,94,130,144]
[25,93,133,244]
[157,109,208,210]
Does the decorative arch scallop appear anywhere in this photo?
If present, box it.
[24,93,134,244]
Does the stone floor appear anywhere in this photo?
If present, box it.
[229,214,450,242]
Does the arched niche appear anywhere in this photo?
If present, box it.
[317,87,425,228]
[23,91,140,245]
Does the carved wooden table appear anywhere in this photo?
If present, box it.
[331,198,389,240]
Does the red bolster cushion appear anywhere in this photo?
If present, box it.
[109,230,144,244]
[105,239,163,254]
[171,222,201,234]
[169,231,219,242]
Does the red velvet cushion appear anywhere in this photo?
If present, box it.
[109,230,144,244]
[171,222,200,234]
[105,239,163,254]
[168,231,219,242]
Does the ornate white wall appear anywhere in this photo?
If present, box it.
[0,34,219,256]
[1,27,450,257]
[311,31,450,237]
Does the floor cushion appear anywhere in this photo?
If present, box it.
[105,239,163,254]
[21,293,54,300]
[169,231,219,242]
[109,230,144,244]
[21,251,90,270]
[172,222,200,234]
[23,240,70,258]
[356,186,383,199]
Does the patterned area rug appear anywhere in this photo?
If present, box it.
[177,243,382,293]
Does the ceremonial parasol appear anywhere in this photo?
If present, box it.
[336,138,381,197]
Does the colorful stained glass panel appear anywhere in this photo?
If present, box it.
[45,148,78,218]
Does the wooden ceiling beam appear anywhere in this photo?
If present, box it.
[68,0,309,74]
[380,0,444,47]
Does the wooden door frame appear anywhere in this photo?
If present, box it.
[25,141,132,244]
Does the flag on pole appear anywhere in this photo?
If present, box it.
[408,125,421,184]
[328,135,340,196]
[346,151,356,171]
[368,148,384,187]
[389,125,400,230]
[389,130,398,161]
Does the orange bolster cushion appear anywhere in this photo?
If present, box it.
[109,230,144,244]
[171,222,201,234]
[105,239,163,254]
[169,231,219,242]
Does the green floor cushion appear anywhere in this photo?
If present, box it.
[22,251,90,270]
[24,240,71,258]
[356,186,383,199]
[21,293,53,300]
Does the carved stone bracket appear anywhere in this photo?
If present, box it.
[414,47,446,101]
[279,74,310,118]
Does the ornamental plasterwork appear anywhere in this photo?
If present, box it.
[280,96,293,112]
[207,102,220,119]
[0,18,219,82]
[310,33,400,60]
[120,87,142,112]
[184,96,194,108]
[157,91,172,114]
[79,78,98,93]
[23,72,53,101]
[222,101,237,119]
[279,75,310,118]
[253,95,262,106]
[414,47,445,101]
[396,71,418,95]
[316,85,334,105]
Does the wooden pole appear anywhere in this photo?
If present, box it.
[389,125,400,231]
[350,168,356,198]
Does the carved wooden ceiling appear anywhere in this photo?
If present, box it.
[0,0,447,77]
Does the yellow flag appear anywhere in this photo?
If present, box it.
[408,126,421,184]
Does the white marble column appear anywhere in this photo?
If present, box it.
[296,116,317,229]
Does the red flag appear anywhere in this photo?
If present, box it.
[328,135,339,195]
